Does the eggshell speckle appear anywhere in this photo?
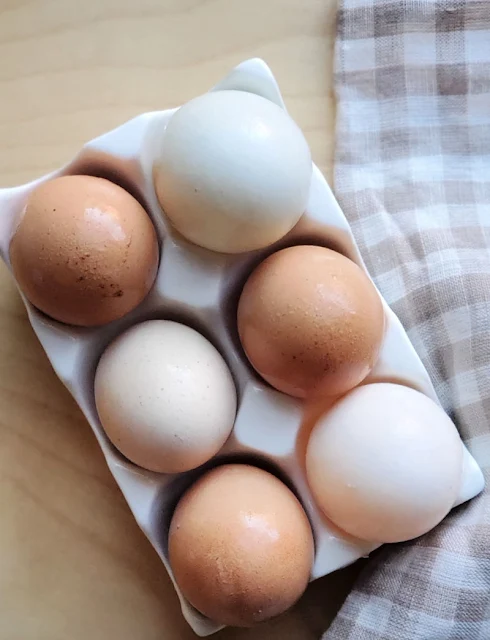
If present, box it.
[95,320,237,473]
[154,90,312,254]
[169,464,314,627]
[306,383,463,543]
[237,245,385,398]
[9,175,159,327]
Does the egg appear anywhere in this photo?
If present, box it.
[95,320,236,473]
[153,90,312,254]
[306,383,463,543]
[237,245,385,399]
[169,464,314,627]
[9,175,159,327]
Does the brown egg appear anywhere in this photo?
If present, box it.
[9,175,159,327]
[237,245,385,398]
[168,464,314,627]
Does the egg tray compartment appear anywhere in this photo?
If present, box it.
[0,59,484,636]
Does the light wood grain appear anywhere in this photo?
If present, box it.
[0,1,363,638]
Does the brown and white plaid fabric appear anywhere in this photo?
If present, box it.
[324,1,490,639]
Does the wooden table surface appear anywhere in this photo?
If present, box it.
[0,1,363,638]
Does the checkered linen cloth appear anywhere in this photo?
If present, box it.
[324,1,490,639]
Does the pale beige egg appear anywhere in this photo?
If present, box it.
[306,383,463,543]
[95,320,237,473]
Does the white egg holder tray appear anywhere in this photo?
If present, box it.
[0,59,484,636]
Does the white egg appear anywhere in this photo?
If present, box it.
[306,383,463,543]
[95,320,237,473]
[153,90,312,254]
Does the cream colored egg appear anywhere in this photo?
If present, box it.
[95,320,237,473]
[154,90,312,254]
[306,383,463,543]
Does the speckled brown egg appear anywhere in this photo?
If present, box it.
[9,175,159,327]
[237,245,385,398]
[168,464,314,627]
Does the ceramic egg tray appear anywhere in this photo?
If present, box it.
[0,59,484,636]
